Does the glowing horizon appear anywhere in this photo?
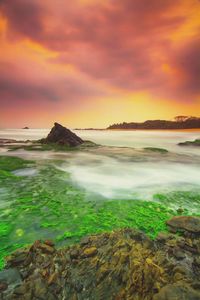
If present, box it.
[0,0,200,128]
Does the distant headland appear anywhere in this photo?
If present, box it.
[107,116,200,130]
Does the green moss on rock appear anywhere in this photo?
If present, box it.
[144,147,168,153]
[0,155,199,270]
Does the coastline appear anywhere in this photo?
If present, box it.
[106,128,200,132]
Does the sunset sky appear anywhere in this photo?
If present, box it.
[0,0,200,128]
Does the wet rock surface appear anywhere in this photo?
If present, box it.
[0,139,17,145]
[167,216,200,234]
[179,139,200,147]
[0,222,200,300]
[0,268,21,293]
[42,122,84,147]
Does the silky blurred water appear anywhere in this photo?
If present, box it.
[0,129,200,200]
[0,128,200,155]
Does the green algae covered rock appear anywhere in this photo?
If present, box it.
[144,147,168,153]
[179,139,200,147]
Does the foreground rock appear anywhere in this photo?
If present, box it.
[1,221,200,300]
[41,122,84,147]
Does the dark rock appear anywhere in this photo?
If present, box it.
[33,278,48,299]
[44,240,54,247]
[70,249,79,259]
[0,282,8,292]
[194,257,200,267]
[13,285,27,295]
[166,216,200,234]
[80,236,90,246]
[6,251,28,267]
[173,250,185,260]
[153,284,200,300]
[0,268,21,289]
[156,232,172,243]
[38,243,55,254]
[43,123,84,147]
[0,139,17,145]
[179,139,200,147]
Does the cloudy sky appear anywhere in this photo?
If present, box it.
[0,0,200,128]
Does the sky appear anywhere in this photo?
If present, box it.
[0,0,200,128]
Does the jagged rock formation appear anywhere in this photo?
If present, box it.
[108,117,200,130]
[41,123,84,147]
[0,216,200,300]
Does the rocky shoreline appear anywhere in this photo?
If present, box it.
[107,117,200,130]
[0,216,200,300]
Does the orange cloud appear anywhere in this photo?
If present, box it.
[0,0,200,127]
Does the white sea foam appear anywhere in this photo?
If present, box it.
[1,129,200,200]
[12,168,38,177]
[58,151,200,199]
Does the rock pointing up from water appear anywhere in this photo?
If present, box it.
[44,123,84,147]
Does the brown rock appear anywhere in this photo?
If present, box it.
[156,232,171,243]
[38,243,55,254]
[7,252,27,266]
[44,240,55,247]
[166,216,200,234]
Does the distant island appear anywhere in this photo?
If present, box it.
[107,116,200,130]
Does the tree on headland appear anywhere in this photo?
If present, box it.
[174,116,189,122]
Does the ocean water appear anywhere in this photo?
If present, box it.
[0,128,200,155]
[0,128,200,201]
